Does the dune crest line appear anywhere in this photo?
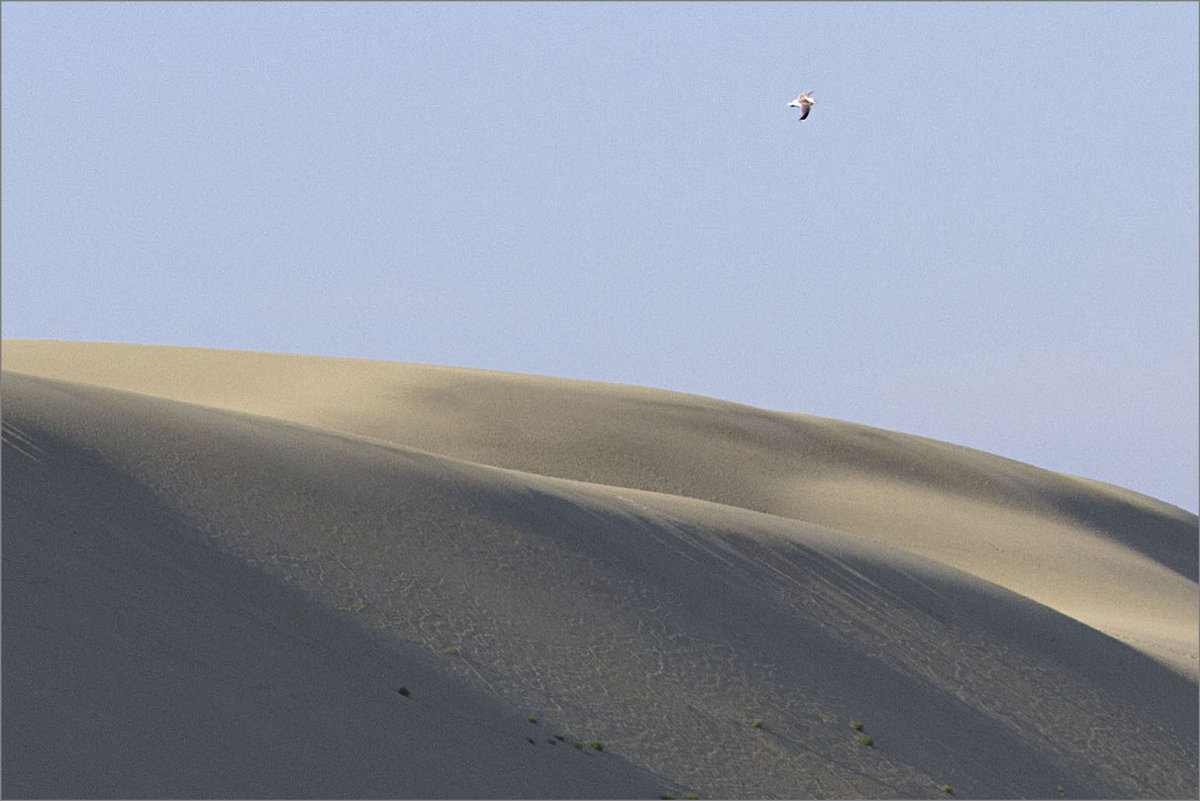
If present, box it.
[4,338,1196,676]
[3,340,1197,798]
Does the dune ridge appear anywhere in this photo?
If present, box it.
[4,339,1195,675]
[3,339,1197,799]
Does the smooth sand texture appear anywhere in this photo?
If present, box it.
[3,339,1197,798]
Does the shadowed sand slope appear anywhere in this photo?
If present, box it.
[2,341,1198,799]
[4,339,1197,678]
[1,392,666,800]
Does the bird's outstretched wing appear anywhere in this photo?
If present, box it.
[787,91,814,120]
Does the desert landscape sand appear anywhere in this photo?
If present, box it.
[3,338,1197,799]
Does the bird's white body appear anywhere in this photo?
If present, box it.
[788,91,815,121]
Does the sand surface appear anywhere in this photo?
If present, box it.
[3,339,1197,798]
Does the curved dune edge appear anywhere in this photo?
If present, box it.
[2,383,672,800]
[4,371,1198,799]
[3,338,1197,680]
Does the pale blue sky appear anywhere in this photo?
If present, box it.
[3,2,1197,512]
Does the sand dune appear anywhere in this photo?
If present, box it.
[3,339,1197,799]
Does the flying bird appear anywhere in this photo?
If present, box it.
[788,91,815,121]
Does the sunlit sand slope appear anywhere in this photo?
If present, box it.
[3,347,1197,798]
[4,339,1196,677]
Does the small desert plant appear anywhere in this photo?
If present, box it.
[527,716,538,724]
[527,737,536,745]
[554,733,566,741]
[396,687,410,697]
[855,732,874,747]
[660,795,675,800]
[751,718,763,729]
[1057,788,1066,797]
[850,720,864,731]
[586,739,604,751]
[443,646,460,654]
[939,785,954,795]
[684,795,699,800]
[574,742,583,749]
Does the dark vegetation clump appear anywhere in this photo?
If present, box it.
[396,687,411,697]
